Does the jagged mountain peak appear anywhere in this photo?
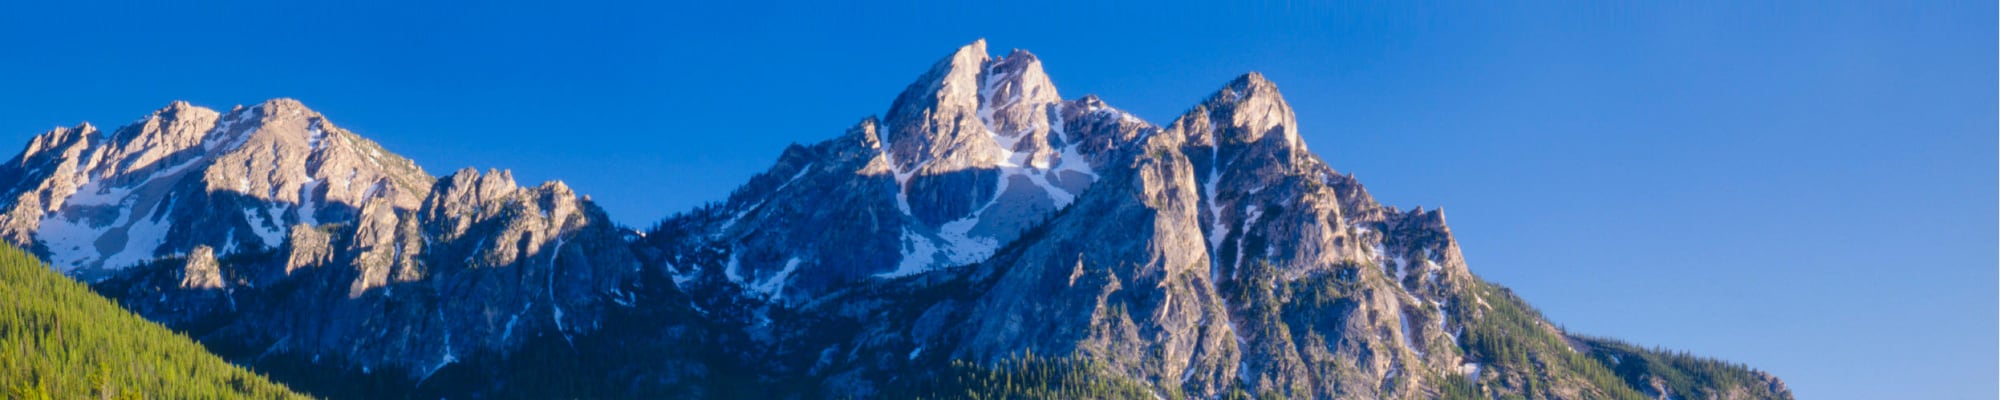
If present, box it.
[878,41,1073,170]
[982,48,1063,148]
[648,42,1173,305]
[1405,205,1446,223]
[667,43,1349,309]
[880,40,1000,174]
[16,41,1790,400]
[89,140,634,384]
[247,97,315,115]
[897,39,993,104]
[425,166,593,224]
[846,116,882,149]
[154,99,204,115]
[1182,71,1301,152]
[1227,71,1276,91]
[987,48,1054,97]
[443,166,517,187]
[14,123,96,165]
[0,98,433,275]
[128,99,215,128]
[996,48,1038,67]
[940,38,990,72]
[1074,93,1108,108]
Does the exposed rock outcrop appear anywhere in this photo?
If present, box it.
[31,104,641,383]
[13,40,1787,400]
[629,40,1789,400]
[0,99,430,278]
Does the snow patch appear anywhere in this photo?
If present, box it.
[419,310,459,383]
[1204,135,1231,280]
[51,181,127,208]
[99,200,175,270]
[39,151,214,271]
[877,134,926,217]
[547,235,573,347]
[748,257,803,301]
[724,252,746,283]
[717,163,813,234]
[38,215,112,271]
[1390,253,1410,286]
[359,180,385,202]
[65,157,199,207]
[207,112,258,153]
[500,301,531,342]
[936,215,999,264]
[1230,204,1263,278]
[1049,110,1097,180]
[243,206,285,247]
[1017,167,1073,206]
[296,179,322,227]
[306,121,327,150]
[667,260,700,288]
[878,229,939,278]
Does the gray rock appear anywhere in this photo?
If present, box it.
[0,99,431,278]
[8,40,1788,399]
[17,101,639,382]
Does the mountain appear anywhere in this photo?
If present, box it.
[0,99,434,280]
[0,100,637,396]
[0,244,304,398]
[4,39,1789,399]
[72,165,638,397]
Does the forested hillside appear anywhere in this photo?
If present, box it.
[0,245,303,399]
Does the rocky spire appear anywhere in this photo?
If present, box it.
[880,39,1001,175]
[0,124,99,247]
[982,49,1063,157]
[0,98,437,275]
[1187,72,1301,151]
[96,101,219,181]
[177,245,224,289]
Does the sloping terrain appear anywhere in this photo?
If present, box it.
[0,244,304,399]
[4,40,1788,399]
[630,40,1790,400]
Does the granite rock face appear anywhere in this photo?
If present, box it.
[0,99,430,279]
[633,40,1789,399]
[649,39,1151,306]
[11,40,1787,399]
[9,100,636,383]
[94,166,635,381]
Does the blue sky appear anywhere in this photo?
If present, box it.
[1,1,1992,398]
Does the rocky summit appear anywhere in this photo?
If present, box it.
[5,39,1789,399]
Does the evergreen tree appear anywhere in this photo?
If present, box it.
[0,245,303,399]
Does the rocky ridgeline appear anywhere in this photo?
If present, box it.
[642,40,1789,399]
[0,99,432,277]
[3,100,632,381]
[7,39,1789,399]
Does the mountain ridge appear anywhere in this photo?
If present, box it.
[5,39,1789,399]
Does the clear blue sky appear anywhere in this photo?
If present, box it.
[1,1,1992,398]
